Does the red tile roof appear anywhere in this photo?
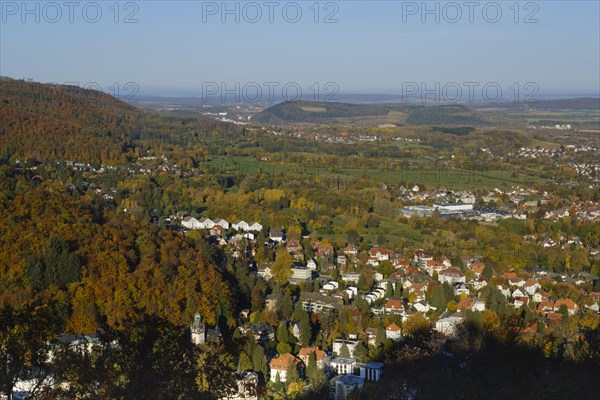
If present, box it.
[270,353,301,371]
[386,323,401,332]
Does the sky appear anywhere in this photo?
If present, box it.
[1,0,599,98]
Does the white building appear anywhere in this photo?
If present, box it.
[290,267,312,283]
[181,216,201,230]
[191,312,206,345]
[434,315,464,338]
[329,375,365,400]
[233,220,250,231]
[332,339,360,358]
[213,218,230,229]
[385,323,402,340]
[248,222,263,231]
[199,218,215,229]
[331,357,356,375]
[342,273,360,283]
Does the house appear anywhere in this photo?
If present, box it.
[512,288,527,299]
[199,217,215,229]
[394,259,409,270]
[301,292,343,313]
[355,362,384,382]
[342,273,360,283]
[554,298,579,315]
[426,260,446,277]
[330,357,356,375]
[50,332,100,361]
[453,282,470,296]
[248,222,263,232]
[298,347,328,370]
[344,288,356,300]
[496,284,511,298]
[508,276,526,287]
[470,262,485,277]
[343,244,359,257]
[513,295,529,308]
[269,353,302,383]
[322,281,339,291]
[257,264,272,280]
[456,297,485,312]
[289,266,312,284]
[384,298,404,315]
[524,281,541,295]
[224,371,259,400]
[210,224,225,236]
[472,299,486,312]
[239,323,275,344]
[329,374,365,400]
[232,220,250,231]
[532,291,548,303]
[270,227,285,242]
[438,268,466,284]
[307,259,317,270]
[365,328,378,346]
[537,300,554,313]
[412,300,430,313]
[414,250,433,267]
[434,314,464,337]
[471,278,488,291]
[369,247,394,262]
[385,323,402,340]
[181,216,202,230]
[213,218,230,229]
[332,339,360,358]
[286,239,303,254]
[456,297,474,312]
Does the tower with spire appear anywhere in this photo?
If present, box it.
[190,312,206,345]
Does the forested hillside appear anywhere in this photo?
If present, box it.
[0,77,241,165]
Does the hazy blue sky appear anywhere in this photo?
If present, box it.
[1,1,599,97]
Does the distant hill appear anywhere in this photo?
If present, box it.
[0,77,237,164]
[252,100,487,126]
[251,100,391,124]
[471,97,600,111]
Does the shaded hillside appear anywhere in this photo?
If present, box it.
[0,77,239,164]
[406,104,487,125]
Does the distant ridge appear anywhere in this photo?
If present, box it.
[251,100,486,126]
[471,97,600,110]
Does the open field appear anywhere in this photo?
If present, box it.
[202,154,548,191]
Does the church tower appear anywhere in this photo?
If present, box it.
[190,312,206,345]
